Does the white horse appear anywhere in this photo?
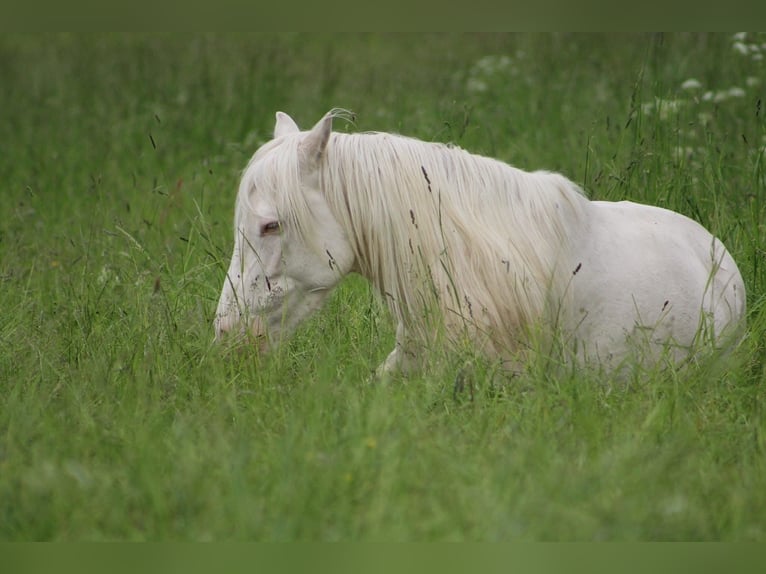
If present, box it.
[215,109,746,374]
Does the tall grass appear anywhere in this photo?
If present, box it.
[1,33,764,540]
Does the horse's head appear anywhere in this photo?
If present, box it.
[214,111,355,351]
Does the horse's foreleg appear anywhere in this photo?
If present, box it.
[375,322,420,378]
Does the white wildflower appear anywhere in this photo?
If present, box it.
[681,78,702,91]
[468,54,519,94]
[474,55,511,75]
[702,91,715,102]
[713,91,730,103]
[658,98,684,120]
[641,98,684,121]
[752,53,764,62]
[641,101,655,116]
[728,87,746,98]
[746,76,761,87]
[496,55,512,70]
[466,78,488,94]
[475,56,493,73]
[733,42,749,56]
[732,32,747,42]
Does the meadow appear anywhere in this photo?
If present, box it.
[1,33,765,540]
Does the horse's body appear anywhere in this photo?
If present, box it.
[215,110,745,374]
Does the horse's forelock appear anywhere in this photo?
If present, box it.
[238,133,326,254]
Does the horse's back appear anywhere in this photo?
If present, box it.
[566,200,745,367]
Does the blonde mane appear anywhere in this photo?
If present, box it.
[265,128,589,356]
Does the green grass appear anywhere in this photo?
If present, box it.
[1,33,765,540]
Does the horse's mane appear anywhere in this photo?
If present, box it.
[252,127,588,355]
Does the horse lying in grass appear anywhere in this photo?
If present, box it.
[215,109,745,375]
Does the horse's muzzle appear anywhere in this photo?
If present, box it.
[215,314,270,353]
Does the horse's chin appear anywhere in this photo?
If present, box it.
[214,314,275,355]
[217,330,275,358]
[243,315,287,355]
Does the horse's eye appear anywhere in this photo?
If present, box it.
[260,221,281,236]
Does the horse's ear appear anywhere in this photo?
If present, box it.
[300,113,333,166]
[274,111,300,138]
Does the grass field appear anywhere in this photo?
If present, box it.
[1,33,765,540]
